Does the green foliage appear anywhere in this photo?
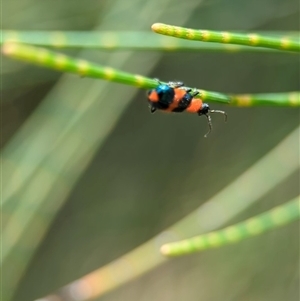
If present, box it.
[2,2,299,301]
[2,30,298,52]
[152,23,300,52]
[2,43,299,106]
[161,197,300,256]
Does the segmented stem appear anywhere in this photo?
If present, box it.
[2,43,299,106]
[152,23,300,52]
[2,30,297,53]
[230,92,300,106]
[161,197,300,257]
[1,42,156,89]
[1,42,230,103]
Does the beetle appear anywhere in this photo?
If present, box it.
[147,80,227,137]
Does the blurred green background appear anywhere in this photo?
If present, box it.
[2,0,299,300]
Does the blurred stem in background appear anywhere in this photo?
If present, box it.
[37,124,299,301]
[1,0,203,300]
[161,196,300,257]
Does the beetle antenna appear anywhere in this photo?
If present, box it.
[204,114,212,138]
[210,110,227,122]
[154,78,162,85]
[204,110,227,137]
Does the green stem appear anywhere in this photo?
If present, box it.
[2,43,299,106]
[1,42,230,103]
[152,23,300,52]
[2,42,155,89]
[230,92,300,106]
[161,197,300,257]
[2,30,297,53]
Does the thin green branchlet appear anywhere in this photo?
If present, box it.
[152,23,300,52]
[2,43,299,106]
[161,197,300,257]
